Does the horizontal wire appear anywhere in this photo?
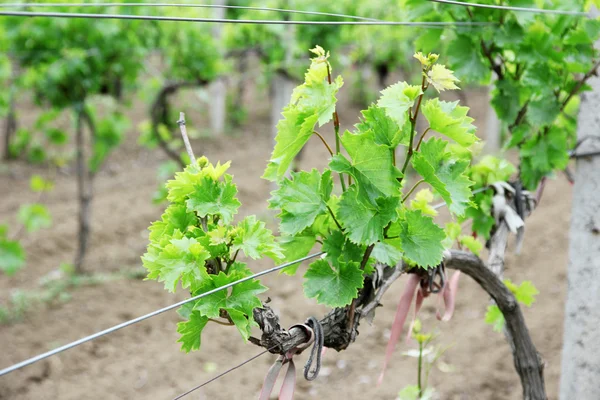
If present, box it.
[0,2,380,21]
[0,252,324,377]
[173,349,269,400]
[173,311,338,399]
[0,186,494,378]
[0,10,496,26]
[427,0,588,16]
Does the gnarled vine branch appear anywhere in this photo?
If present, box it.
[150,79,208,166]
[252,250,546,400]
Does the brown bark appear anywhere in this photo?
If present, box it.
[253,251,546,399]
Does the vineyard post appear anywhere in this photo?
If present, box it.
[484,81,501,154]
[559,31,600,399]
[208,0,227,136]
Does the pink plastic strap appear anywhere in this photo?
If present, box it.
[405,286,425,344]
[378,274,420,385]
[259,323,315,400]
[436,271,461,322]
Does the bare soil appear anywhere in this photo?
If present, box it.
[0,74,572,400]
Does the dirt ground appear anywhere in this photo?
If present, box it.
[0,71,573,400]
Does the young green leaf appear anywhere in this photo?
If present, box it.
[337,187,399,245]
[377,81,422,128]
[392,209,445,268]
[263,52,343,181]
[459,235,483,256]
[485,305,505,332]
[231,215,284,261]
[322,230,365,265]
[426,64,460,92]
[192,268,267,340]
[409,188,438,217]
[177,311,209,352]
[303,258,364,307]
[262,108,318,181]
[186,176,241,224]
[166,160,231,203]
[17,204,52,233]
[0,239,26,276]
[504,279,539,307]
[356,105,408,148]
[268,169,332,236]
[330,130,402,201]
[412,138,474,216]
[30,175,54,192]
[155,237,211,292]
[421,99,477,148]
[371,241,403,266]
[278,234,317,275]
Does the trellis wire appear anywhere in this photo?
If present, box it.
[0,252,324,377]
[172,350,269,400]
[0,10,495,26]
[0,3,381,21]
[427,0,588,16]
[173,311,337,399]
[0,184,491,378]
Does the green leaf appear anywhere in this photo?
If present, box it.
[409,189,438,217]
[520,127,569,189]
[356,104,408,148]
[263,108,318,181]
[186,176,241,224]
[268,169,332,236]
[504,279,539,307]
[177,311,208,352]
[193,272,266,318]
[444,222,462,247]
[231,215,284,261]
[412,138,474,216]
[422,99,478,148]
[393,210,445,268]
[149,203,197,244]
[469,156,516,186]
[459,235,483,256]
[303,258,364,307]
[447,36,490,83]
[527,97,560,127]
[330,130,402,201]
[337,187,399,245]
[155,237,211,292]
[263,57,343,181]
[44,128,68,145]
[278,234,317,275]
[166,160,231,203]
[491,78,521,122]
[371,241,403,266]
[0,239,26,276]
[30,175,54,192]
[322,230,365,265]
[17,204,52,233]
[485,305,505,332]
[426,64,460,92]
[377,81,422,128]
[192,268,267,340]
